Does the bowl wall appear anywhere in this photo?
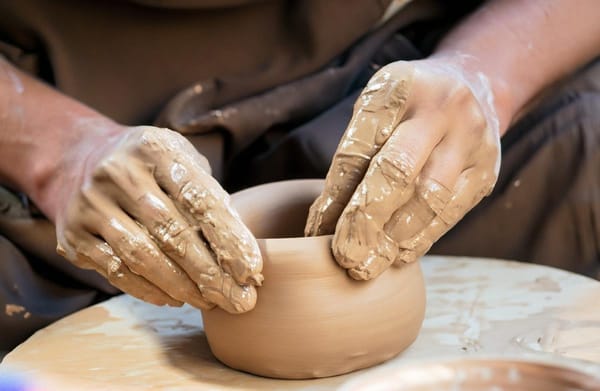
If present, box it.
[202,180,426,379]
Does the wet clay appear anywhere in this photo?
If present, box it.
[5,304,26,317]
[202,180,426,379]
[1,56,263,312]
[54,126,263,313]
[4,255,600,389]
[305,60,500,280]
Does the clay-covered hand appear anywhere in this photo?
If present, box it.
[53,126,263,313]
[305,59,501,280]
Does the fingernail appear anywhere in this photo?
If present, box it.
[248,273,264,287]
[348,267,371,280]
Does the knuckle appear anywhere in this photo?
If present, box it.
[461,106,488,139]
[92,155,122,181]
[450,82,473,104]
[374,149,417,186]
[470,106,488,132]
[105,256,126,278]
[376,61,411,80]
[367,65,395,89]
[448,103,489,143]
[79,181,94,202]
[417,177,453,215]
[178,182,215,218]
[358,65,411,112]
[449,84,488,131]
[137,126,163,145]
[112,230,159,267]
[77,183,106,217]
[137,126,183,156]
[95,242,123,273]
[439,203,464,225]
[332,154,369,186]
[77,181,102,214]
[178,181,202,208]
[152,218,189,258]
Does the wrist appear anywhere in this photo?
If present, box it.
[29,117,127,221]
[427,51,515,136]
[0,59,129,220]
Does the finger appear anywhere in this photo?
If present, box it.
[82,197,212,310]
[394,166,496,264]
[141,130,263,288]
[305,64,414,236]
[385,111,494,265]
[109,168,258,313]
[332,116,443,279]
[384,136,469,247]
[87,240,184,307]
[59,231,181,307]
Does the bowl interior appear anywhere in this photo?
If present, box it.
[230,179,324,239]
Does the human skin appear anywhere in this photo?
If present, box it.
[306,0,600,279]
[0,0,598,308]
[0,59,263,313]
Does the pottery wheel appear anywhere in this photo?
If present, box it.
[2,256,600,390]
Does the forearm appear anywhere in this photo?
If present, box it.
[0,57,122,216]
[433,0,600,135]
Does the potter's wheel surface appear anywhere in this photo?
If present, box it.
[2,256,600,390]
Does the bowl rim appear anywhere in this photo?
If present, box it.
[231,178,330,243]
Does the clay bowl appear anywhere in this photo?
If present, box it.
[201,179,426,379]
[340,358,600,390]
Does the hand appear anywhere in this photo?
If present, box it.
[305,58,501,280]
[50,125,263,313]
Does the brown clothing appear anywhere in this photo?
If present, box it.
[0,0,435,350]
[0,0,393,125]
[0,0,598,351]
